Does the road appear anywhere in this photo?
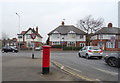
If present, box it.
[51,51,119,81]
[2,51,119,81]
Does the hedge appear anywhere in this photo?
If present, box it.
[51,45,62,48]
[63,47,83,50]
[51,45,83,50]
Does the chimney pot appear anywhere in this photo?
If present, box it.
[36,26,38,33]
[108,23,113,28]
[61,21,64,25]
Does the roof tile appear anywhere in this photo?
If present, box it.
[48,25,86,35]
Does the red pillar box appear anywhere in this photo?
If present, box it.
[42,45,51,74]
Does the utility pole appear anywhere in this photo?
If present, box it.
[16,13,20,52]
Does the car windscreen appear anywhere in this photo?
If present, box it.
[89,47,100,50]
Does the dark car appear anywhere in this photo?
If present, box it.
[2,46,18,53]
[104,53,120,67]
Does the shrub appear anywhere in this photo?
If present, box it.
[51,45,62,48]
[63,47,72,50]
[73,47,83,50]
[63,47,83,50]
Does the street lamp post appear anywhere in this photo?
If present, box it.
[62,37,64,50]
[16,13,20,52]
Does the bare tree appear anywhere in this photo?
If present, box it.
[2,32,9,46]
[2,32,9,40]
[77,15,104,46]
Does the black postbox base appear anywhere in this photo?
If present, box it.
[32,54,34,59]
[42,67,49,74]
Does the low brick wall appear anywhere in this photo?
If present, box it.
[105,48,120,51]
[50,48,63,51]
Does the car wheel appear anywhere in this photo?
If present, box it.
[12,50,15,53]
[2,50,4,53]
[78,53,81,57]
[86,54,90,59]
[107,58,117,67]
[81,55,84,58]
[98,56,102,59]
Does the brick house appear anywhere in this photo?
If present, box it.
[91,23,120,51]
[48,22,86,47]
[2,38,17,47]
[17,26,42,49]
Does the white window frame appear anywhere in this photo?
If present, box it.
[52,41,60,45]
[118,42,120,48]
[80,35,83,39]
[67,41,76,47]
[26,34,31,39]
[99,35,103,39]
[106,41,115,48]
[27,41,32,47]
[52,34,60,39]
[80,43,85,47]
[18,35,22,38]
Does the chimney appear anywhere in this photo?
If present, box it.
[108,23,113,28]
[36,26,38,33]
[61,21,64,25]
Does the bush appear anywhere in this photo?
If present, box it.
[63,47,72,50]
[51,45,62,48]
[63,47,83,50]
[73,47,83,50]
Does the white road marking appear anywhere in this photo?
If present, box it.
[52,61,100,81]
[93,67,118,76]
[61,66,64,69]
[65,65,82,73]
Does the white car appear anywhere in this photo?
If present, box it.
[35,46,42,51]
[78,46,103,59]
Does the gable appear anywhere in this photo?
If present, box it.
[53,31,60,34]
[20,28,42,38]
[68,30,75,34]
[26,29,32,34]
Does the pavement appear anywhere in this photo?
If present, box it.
[2,55,81,81]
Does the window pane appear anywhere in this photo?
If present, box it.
[118,42,120,48]
[106,42,115,48]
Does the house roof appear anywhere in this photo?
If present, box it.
[95,27,120,35]
[21,31,26,35]
[18,28,43,38]
[48,25,86,35]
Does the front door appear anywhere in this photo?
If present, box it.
[98,42,104,50]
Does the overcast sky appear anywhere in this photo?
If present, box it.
[0,0,119,42]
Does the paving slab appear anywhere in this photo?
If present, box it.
[2,56,80,81]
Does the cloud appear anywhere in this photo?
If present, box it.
[0,0,118,41]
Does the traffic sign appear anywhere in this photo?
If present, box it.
[31,33,36,39]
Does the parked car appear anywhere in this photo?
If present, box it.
[78,46,103,59]
[35,46,42,51]
[104,53,120,67]
[2,46,18,53]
